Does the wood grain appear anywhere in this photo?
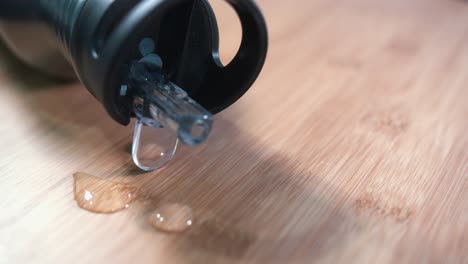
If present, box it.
[0,0,467,263]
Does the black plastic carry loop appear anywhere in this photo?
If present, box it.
[202,0,269,113]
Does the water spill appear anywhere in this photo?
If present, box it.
[72,171,256,258]
[73,172,138,213]
[149,203,193,233]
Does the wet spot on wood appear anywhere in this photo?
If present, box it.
[361,108,410,138]
[354,192,414,222]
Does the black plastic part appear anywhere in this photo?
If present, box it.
[0,0,268,126]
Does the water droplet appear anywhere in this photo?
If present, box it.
[149,203,193,233]
[73,172,137,214]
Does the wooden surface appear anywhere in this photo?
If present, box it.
[0,0,467,263]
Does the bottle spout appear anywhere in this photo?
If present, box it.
[126,43,213,171]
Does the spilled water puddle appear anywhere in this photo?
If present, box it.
[149,203,193,233]
[73,172,193,233]
[73,171,256,258]
[73,172,138,213]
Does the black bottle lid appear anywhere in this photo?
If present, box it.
[70,0,268,125]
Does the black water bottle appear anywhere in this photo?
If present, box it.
[0,0,268,170]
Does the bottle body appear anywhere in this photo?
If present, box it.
[0,0,80,79]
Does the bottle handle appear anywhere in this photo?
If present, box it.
[201,0,268,113]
